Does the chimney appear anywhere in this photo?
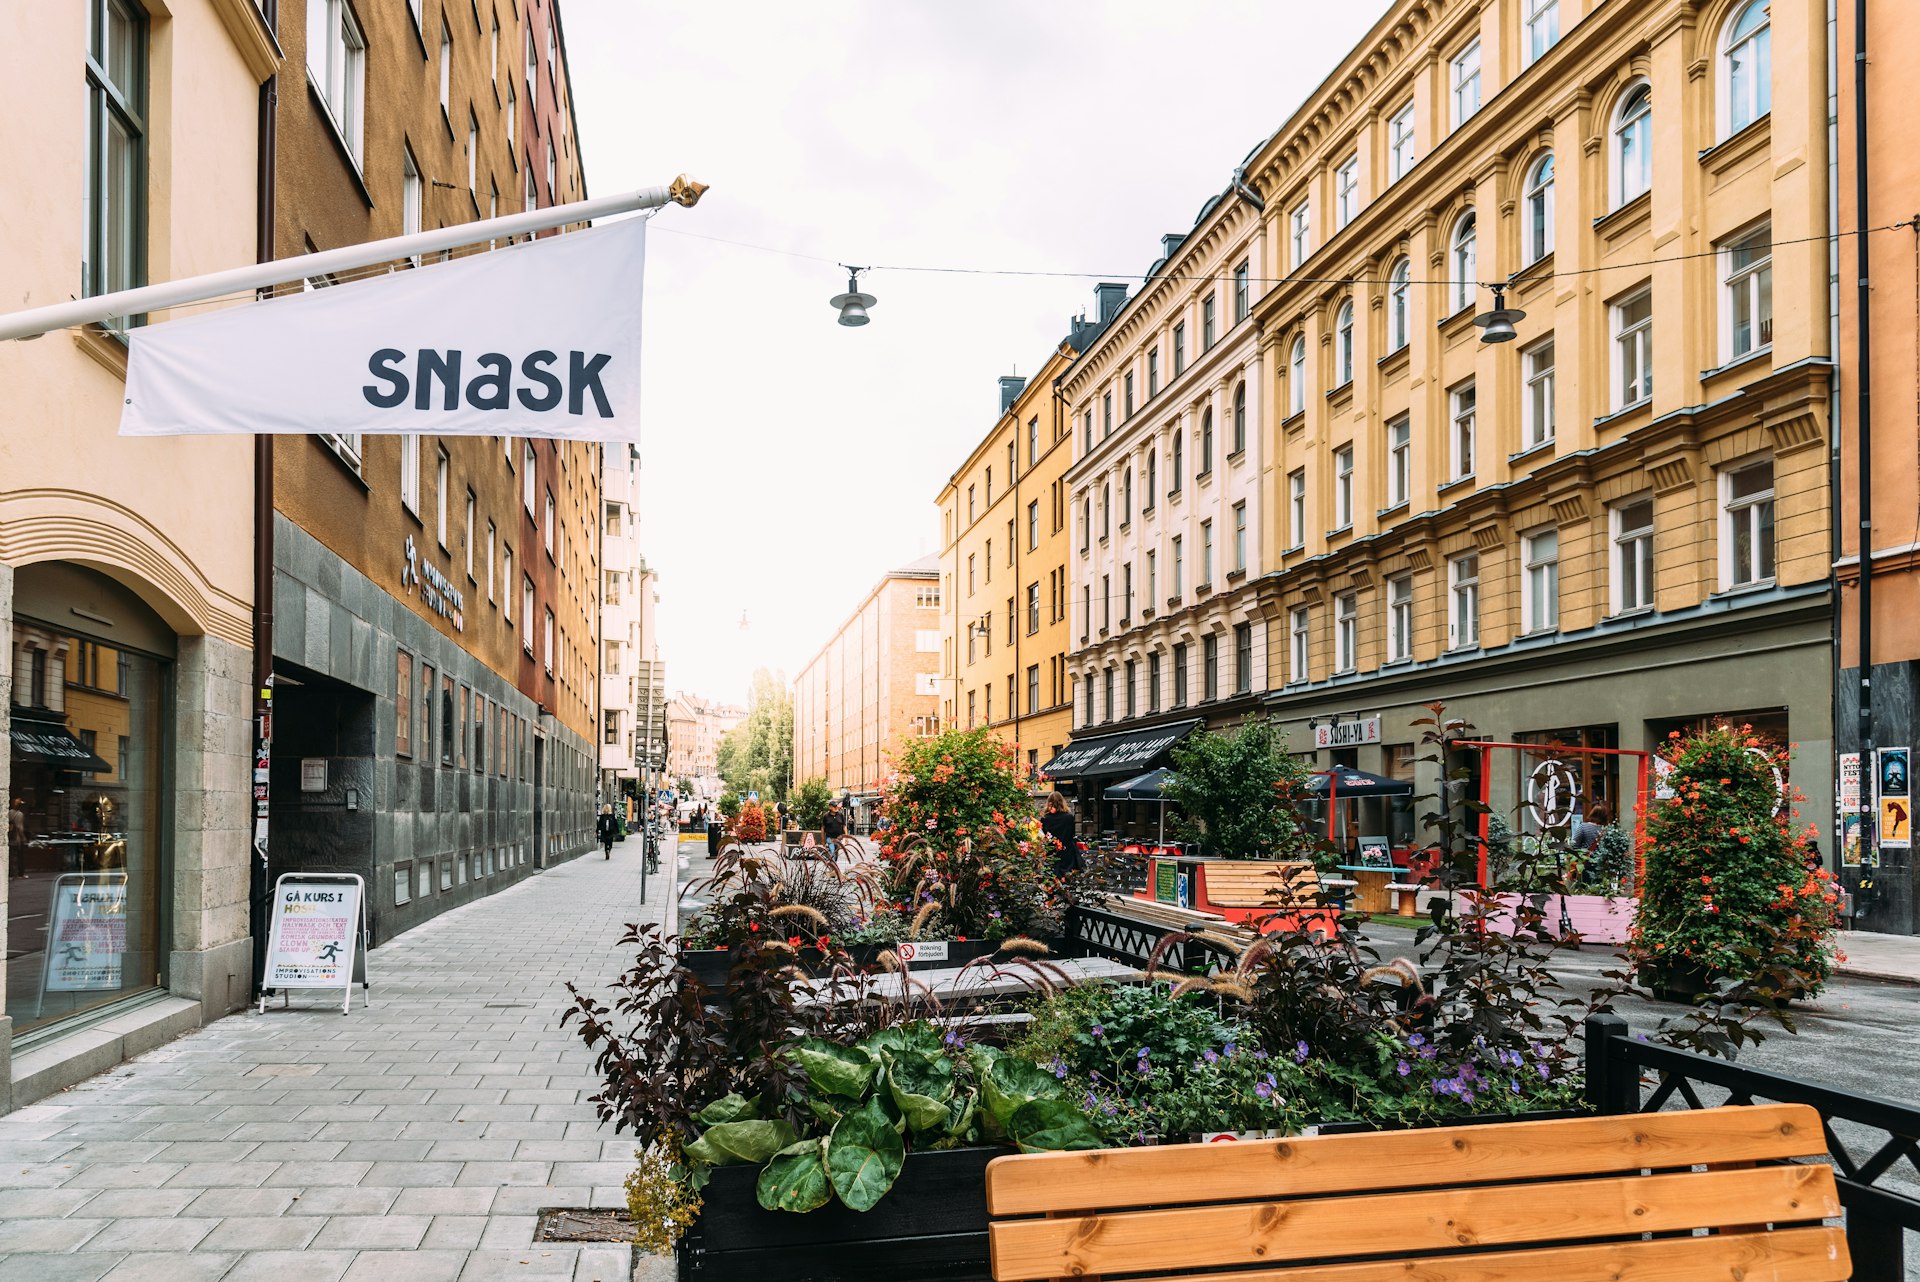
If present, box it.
[1094,282,1128,322]
[1161,233,1186,260]
[998,375,1027,414]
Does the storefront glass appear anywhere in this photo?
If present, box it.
[7,619,167,1035]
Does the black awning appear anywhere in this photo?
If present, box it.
[1039,719,1202,782]
[9,710,113,773]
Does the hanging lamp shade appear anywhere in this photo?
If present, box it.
[1471,283,1525,343]
[831,267,876,327]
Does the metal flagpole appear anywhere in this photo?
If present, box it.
[0,176,707,343]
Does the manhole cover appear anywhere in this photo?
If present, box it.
[535,1208,633,1243]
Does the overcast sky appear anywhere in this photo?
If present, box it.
[565,1,1387,705]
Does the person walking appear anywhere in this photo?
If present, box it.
[821,800,847,859]
[1040,792,1080,878]
[596,805,619,860]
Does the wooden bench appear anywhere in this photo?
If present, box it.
[1387,880,1423,915]
[1198,859,1321,909]
[985,1103,1848,1280]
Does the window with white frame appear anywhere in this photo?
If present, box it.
[1234,262,1250,321]
[1450,39,1482,128]
[521,577,534,650]
[1288,469,1306,547]
[1387,415,1410,508]
[522,443,536,511]
[1387,574,1413,663]
[1334,592,1358,672]
[1524,153,1555,263]
[401,434,421,514]
[1290,607,1310,681]
[1336,300,1354,385]
[1172,534,1183,596]
[85,0,148,310]
[439,17,452,119]
[1613,287,1653,407]
[1448,553,1479,649]
[467,111,478,190]
[1450,213,1477,314]
[1526,0,1560,64]
[307,0,366,166]
[1200,519,1214,585]
[1722,221,1772,360]
[1721,458,1776,587]
[463,490,474,576]
[1721,0,1771,137]
[1333,444,1354,529]
[503,546,513,619]
[1232,382,1246,453]
[1389,257,1410,350]
[544,490,555,555]
[543,607,555,674]
[1171,430,1183,491]
[1612,496,1655,613]
[1523,338,1556,448]
[1522,528,1559,633]
[1450,381,1477,478]
[506,79,516,151]
[486,521,497,600]
[1613,82,1652,206]
[1200,409,1213,476]
[1388,100,1416,181]
[1233,502,1247,574]
[1335,154,1359,228]
[1202,295,1216,349]
[1288,334,1307,416]
[1290,200,1310,267]
[1147,548,1156,601]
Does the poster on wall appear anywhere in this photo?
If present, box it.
[1876,747,1911,850]
[1840,813,1866,866]
[41,873,128,994]
[1838,753,1862,815]
[260,874,367,1014]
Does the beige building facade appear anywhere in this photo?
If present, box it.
[792,560,942,795]
[665,692,746,797]
[1246,0,1832,841]
[0,0,272,1108]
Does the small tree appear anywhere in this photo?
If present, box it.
[792,777,834,831]
[732,801,768,844]
[716,791,742,822]
[1164,719,1315,860]
[1631,724,1838,997]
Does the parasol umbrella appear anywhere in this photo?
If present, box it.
[1295,767,1414,848]
[1105,768,1176,849]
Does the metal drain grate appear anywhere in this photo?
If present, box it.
[535,1208,633,1243]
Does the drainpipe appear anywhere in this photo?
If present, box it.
[248,12,278,1001]
[1230,165,1265,213]
[1853,0,1875,870]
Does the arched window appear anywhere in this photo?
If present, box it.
[1524,153,1555,264]
[1288,334,1307,416]
[1231,381,1247,453]
[1335,301,1355,385]
[1081,496,1091,549]
[1147,449,1157,501]
[1171,430,1183,492]
[1450,213,1477,314]
[1389,257,1410,351]
[1200,407,1214,474]
[1613,81,1652,206]
[1122,467,1133,525]
[1721,0,1770,136]
[1100,483,1110,538]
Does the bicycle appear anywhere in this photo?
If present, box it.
[643,822,661,875]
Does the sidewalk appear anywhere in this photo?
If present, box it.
[0,835,687,1282]
[1836,929,1920,985]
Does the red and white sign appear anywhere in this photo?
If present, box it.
[894,941,950,963]
[1313,716,1382,749]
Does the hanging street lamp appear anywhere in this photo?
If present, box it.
[831,265,876,327]
[1471,282,1525,343]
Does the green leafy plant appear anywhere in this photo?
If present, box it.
[792,776,835,831]
[1164,718,1317,860]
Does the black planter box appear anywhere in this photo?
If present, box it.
[679,1146,997,1282]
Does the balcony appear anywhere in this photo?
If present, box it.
[601,673,634,711]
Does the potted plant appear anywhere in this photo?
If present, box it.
[733,801,769,845]
[791,776,834,846]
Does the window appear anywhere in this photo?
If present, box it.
[1387,416,1410,508]
[967,484,976,523]
[1171,430,1183,493]
[521,577,534,651]
[438,17,452,119]
[1200,409,1214,475]
[969,689,979,728]
[525,23,537,99]
[1148,652,1162,712]
[1027,499,1039,549]
[1612,497,1655,613]
[1288,469,1306,547]
[306,0,366,166]
[467,110,478,190]
[1202,294,1217,349]
[1526,0,1560,64]
[543,490,555,555]
[503,547,513,619]
[1147,347,1159,397]
[1722,222,1773,360]
[1233,502,1247,574]
[1231,382,1247,453]
[1027,664,1040,715]
[1122,469,1132,526]
[1124,372,1135,418]
[84,0,147,306]
[967,554,976,596]
[440,674,455,764]
[1233,261,1250,321]
[1450,213,1477,314]
[1334,593,1357,672]
[1722,459,1776,587]
[1125,659,1137,717]
[1028,416,1039,467]
[1103,392,1113,435]
[1335,155,1359,228]
[1083,410,1094,453]
[1027,583,1040,634]
[1200,520,1214,585]
[1082,673,1093,725]
[464,491,476,578]
[1121,563,1131,624]
[419,663,436,761]
[543,607,555,674]
[526,158,537,216]
[490,8,499,84]
[435,450,450,546]
[1450,39,1481,127]
[1146,548,1157,601]
[1103,668,1114,722]
[1101,484,1111,538]
[1387,575,1413,663]
[1524,154,1555,263]
[1173,642,1189,706]
[1080,584,1090,642]
[1288,335,1307,416]
[396,651,414,757]
[1079,496,1090,553]
[1523,528,1560,633]
[506,79,516,152]
[522,444,536,511]
[546,141,556,195]
[1523,339,1556,448]
[1335,301,1354,385]
[1146,450,1157,505]
[1172,322,1186,375]
[1387,100,1416,182]
[1234,622,1254,693]
[1721,0,1771,136]
[1171,535,1184,597]
[1388,258,1410,351]
[1289,201,1310,267]
[1333,445,1354,528]
[1613,287,1653,408]
[1101,573,1110,630]
[401,434,421,513]
[1203,634,1219,700]
[485,522,496,599]
[1613,82,1652,206]
[1450,381,1476,478]
[1449,554,1479,649]
[1289,608,1309,681]
[985,539,993,582]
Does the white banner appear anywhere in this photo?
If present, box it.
[121,217,645,442]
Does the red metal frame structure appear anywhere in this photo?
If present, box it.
[1453,741,1653,888]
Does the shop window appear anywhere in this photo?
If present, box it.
[395,865,412,905]
[1512,725,1621,838]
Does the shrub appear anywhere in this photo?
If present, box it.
[717,791,742,822]
[733,802,768,844]
[792,777,834,831]
[1164,718,1318,861]
[1631,724,1838,997]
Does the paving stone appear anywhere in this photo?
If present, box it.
[178,1188,297,1218]
[95,1253,239,1282]
[0,1255,125,1282]
[512,1142,604,1163]
[457,1249,581,1282]
[477,1216,537,1248]
[261,1162,373,1188]
[420,1217,487,1249]
[309,1215,432,1250]
[279,1187,400,1217]
[0,1219,109,1252]
[0,1188,101,1218]
[334,1142,433,1162]
[152,1142,263,1163]
[220,1250,358,1282]
[548,1164,630,1187]
[59,1164,186,1189]
[572,1248,632,1282]
[424,1141,521,1162]
[453,1162,553,1187]
[243,1142,349,1163]
[487,1188,589,1215]
[77,1219,219,1252]
[340,1251,469,1282]
[161,1162,281,1189]
[65,1188,202,1218]
[197,1218,325,1251]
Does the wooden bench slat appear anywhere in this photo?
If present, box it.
[1123,1226,1850,1282]
[987,1163,1839,1279]
[984,1104,1825,1215]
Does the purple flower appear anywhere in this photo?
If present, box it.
[1293,1040,1310,1064]
[1509,1078,1522,1094]
[1222,1042,1237,1056]
[1396,1059,1410,1077]
[1536,1063,1551,1080]
[1254,1081,1273,1099]
[1202,1049,1219,1065]
[1254,1049,1269,1061]
[1090,1024,1105,1038]
[1408,1033,1426,1048]
[1136,1047,1151,1060]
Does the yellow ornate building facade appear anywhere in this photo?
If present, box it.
[1245,0,1833,832]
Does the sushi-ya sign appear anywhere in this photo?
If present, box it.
[1313,716,1382,749]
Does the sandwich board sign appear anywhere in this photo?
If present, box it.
[260,873,368,1014]
[36,872,128,1016]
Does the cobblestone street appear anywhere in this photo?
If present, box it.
[0,838,684,1282]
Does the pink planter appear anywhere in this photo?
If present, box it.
[1481,893,1638,945]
